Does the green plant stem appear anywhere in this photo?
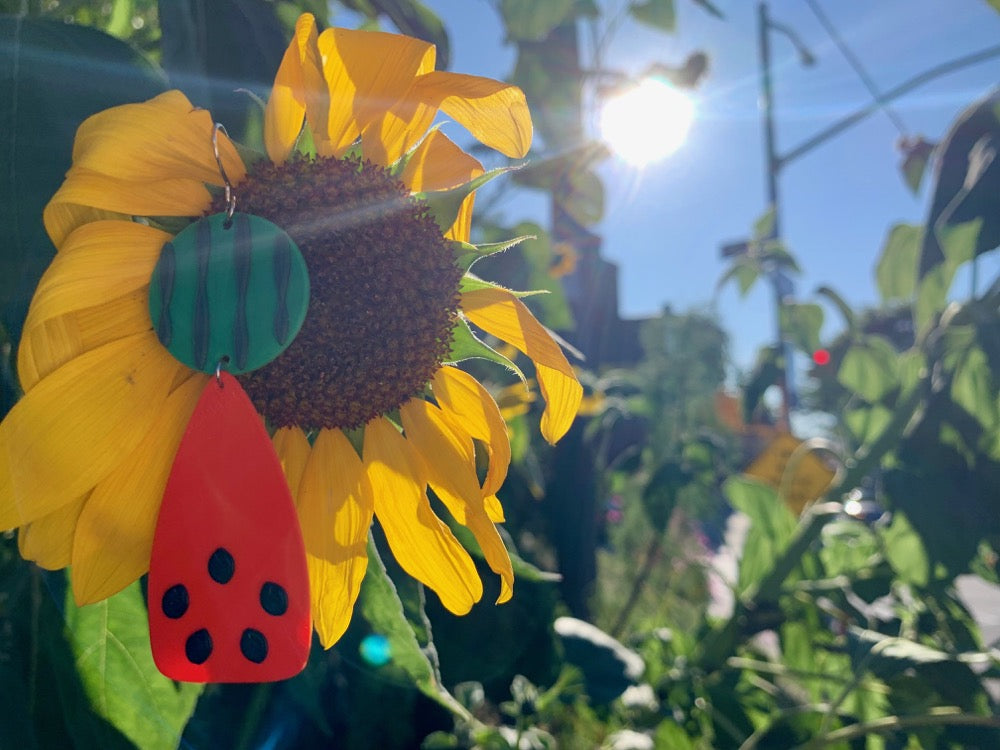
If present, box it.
[798,707,1000,748]
[609,533,662,638]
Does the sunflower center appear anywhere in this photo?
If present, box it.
[210,155,462,431]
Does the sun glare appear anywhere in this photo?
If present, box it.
[599,78,694,166]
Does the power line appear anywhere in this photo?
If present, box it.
[803,0,909,136]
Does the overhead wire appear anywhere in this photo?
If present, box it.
[803,0,909,136]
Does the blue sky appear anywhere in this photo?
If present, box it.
[340,0,1000,372]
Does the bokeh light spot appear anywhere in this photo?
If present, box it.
[359,633,392,666]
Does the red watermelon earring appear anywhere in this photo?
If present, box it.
[145,124,312,683]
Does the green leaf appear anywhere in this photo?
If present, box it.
[848,627,957,680]
[0,17,166,342]
[629,0,676,32]
[780,302,823,353]
[844,404,893,446]
[418,167,511,235]
[882,510,930,587]
[64,581,202,750]
[717,258,760,297]
[918,88,1000,279]
[445,317,525,380]
[815,285,855,330]
[752,207,777,240]
[936,217,983,268]
[553,616,644,704]
[560,165,604,226]
[876,223,921,302]
[724,477,797,592]
[451,236,533,274]
[499,0,575,41]
[358,536,469,718]
[899,136,935,194]
[915,261,954,334]
[951,345,998,430]
[837,335,899,402]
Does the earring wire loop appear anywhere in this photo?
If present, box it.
[212,123,237,225]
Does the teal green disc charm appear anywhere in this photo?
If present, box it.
[149,212,309,374]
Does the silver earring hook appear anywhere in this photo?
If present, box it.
[212,123,236,226]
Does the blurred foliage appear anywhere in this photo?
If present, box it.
[2,1,1000,748]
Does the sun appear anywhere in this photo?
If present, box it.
[599,78,694,165]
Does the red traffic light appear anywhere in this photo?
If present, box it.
[812,348,831,366]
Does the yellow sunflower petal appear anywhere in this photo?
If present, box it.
[23,220,169,334]
[44,90,245,246]
[364,416,481,614]
[462,288,581,445]
[400,399,513,603]
[318,27,436,161]
[400,130,483,193]
[298,428,374,648]
[46,169,212,236]
[71,373,207,605]
[70,90,244,183]
[413,71,532,159]
[446,193,475,243]
[18,494,88,570]
[432,366,510,504]
[0,332,181,530]
[265,13,328,163]
[18,289,151,393]
[273,426,312,504]
[43,204,127,254]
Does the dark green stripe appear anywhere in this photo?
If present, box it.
[193,218,212,370]
[273,232,292,345]
[232,213,252,370]
[155,242,175,347]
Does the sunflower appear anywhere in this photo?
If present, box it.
[0,13,581,648]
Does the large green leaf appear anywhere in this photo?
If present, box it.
[358,536,468,718]
[844,404,893,446]
[724,476,797,592]
[0,17,166,342]
[629,0,676,31]
[64,581,202,750]
[881,510,930,587]
[950,344,998,431]
[876,223,921,302]
[918,89,1000,280]
[499,0,575,42]
[837,335,899,403]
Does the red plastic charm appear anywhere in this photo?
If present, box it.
[148,372,311,682]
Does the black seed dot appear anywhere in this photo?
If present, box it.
[259,582,288,616]
[185,629,213,664]
[208,548,235,584]
[161,584,189,619]
[240,628,268,663]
